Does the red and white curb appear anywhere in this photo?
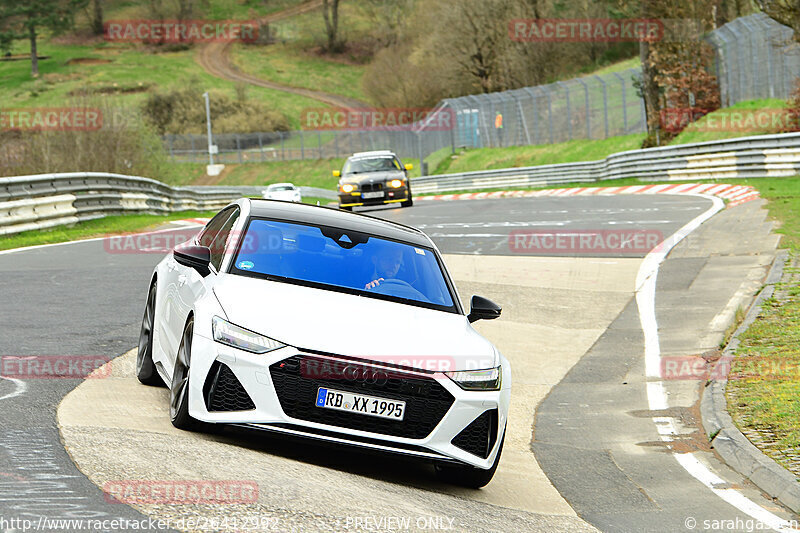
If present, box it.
[418,183,760,208]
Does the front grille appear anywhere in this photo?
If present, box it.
[360,182,383,193]
[451,409,498,458]
[203,361,256,412]
[269,355,454,439]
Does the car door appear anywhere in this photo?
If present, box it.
[171,207,241,371]
[160,209,233,370]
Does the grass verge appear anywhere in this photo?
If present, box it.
[0,210,216,252]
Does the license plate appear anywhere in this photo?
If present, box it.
[362,191,384,199]
[315,387,405,420]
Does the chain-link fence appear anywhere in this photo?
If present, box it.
[165,129,428,165]
[437,68,646,151]
[707,12,800,106]
[164,13,800,174]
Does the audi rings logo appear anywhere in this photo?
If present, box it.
[342,365,389,386]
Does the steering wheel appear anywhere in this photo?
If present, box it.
[374,278,428,301]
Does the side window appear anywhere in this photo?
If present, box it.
[198,208,234,248]
[209,208,240,271]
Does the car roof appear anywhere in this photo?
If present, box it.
[349,150,396,160]
[245,199,430,246]
[267,183,296,188]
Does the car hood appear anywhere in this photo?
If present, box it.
[342,171,405,184]
[213,274,497,372]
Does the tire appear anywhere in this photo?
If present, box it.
[434,432,504,488]
[401,192,413,208]
[136,283,163,386]
[340,204,353,211]
[170,317,202,431]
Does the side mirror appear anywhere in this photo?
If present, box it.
[404,163,413,171]
[467,295,501,323]
[174,244,211,277]
[332,170,341,177]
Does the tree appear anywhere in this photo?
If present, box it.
[755,0,800,41]
[90,0,103,35]
[637,0,721,145]
[0,0,87,77]
[321,0,343,53]
[360,0,413,47]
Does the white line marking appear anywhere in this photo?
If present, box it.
[0,223,204,256]
[636,193,798,531]
[0,376,27,401]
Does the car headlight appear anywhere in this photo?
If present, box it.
[212,316,285,354]
[389,179,403,188]
[445,367,501,391]
[341,183,355,193]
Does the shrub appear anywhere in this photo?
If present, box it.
[142,83,290,135]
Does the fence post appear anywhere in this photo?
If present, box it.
[258,133,264,162]
[594,75,609,139]
[576,78,590,139]
[300,131,305,160]
[281,134,285,161]
[556,81,571,141]
[318,131,322,160]
[236,135,243,164]
[417,131,425,176]
[512,92,531,145]
[612,72,627,134]
[544,86,554,144]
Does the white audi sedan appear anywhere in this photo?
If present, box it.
[136,199,510,487]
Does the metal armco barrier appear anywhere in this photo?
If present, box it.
[0,172,319,236]
[3,132,800,235]
[410,132,800,194]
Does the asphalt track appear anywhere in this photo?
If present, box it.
[0,194,790,532]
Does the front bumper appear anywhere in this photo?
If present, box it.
[338,186,410,208]
[188,335,509,469]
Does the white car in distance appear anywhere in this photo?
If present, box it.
[262,183,302,203]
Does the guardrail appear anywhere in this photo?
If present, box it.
[411,132,800,194]
[3,132,800,235]
[0,172,335,236]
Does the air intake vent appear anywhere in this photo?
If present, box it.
[451,409,498,459]
[203,361,256,412]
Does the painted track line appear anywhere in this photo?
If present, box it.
[418,183,761,207]
[637,194,798,532]
[0,220,206,256]
[0,376,27,402]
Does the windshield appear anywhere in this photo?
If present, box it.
[343,157,400,175]
[269,185,294,191]
[230,218,456,312]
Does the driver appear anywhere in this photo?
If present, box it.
[364,246,403,290]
